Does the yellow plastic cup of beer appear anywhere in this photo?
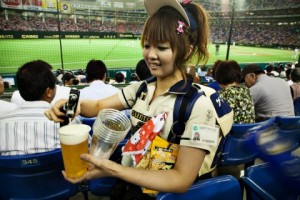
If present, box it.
[58,124,91,179]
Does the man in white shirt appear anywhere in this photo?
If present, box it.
[0,60,60,155]
[80,59,119,100]
[11,83,71,106]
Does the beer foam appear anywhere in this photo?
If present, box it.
[58,124,90,145]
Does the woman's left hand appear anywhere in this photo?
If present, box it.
[62,154,118,184]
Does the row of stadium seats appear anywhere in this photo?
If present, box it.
[0,115,299,199]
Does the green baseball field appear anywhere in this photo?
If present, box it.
[0,38,297,74]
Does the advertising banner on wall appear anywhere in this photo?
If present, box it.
[1,0,22,9]
[113,2,123,9]
[1,0,57,11]
[60,2,71,13]
[22,0,43,11]
[42,0,57,11]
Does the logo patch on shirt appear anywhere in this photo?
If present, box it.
[206,109,214,122]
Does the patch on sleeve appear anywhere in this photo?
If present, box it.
[191,124,219,147]
[210,92,232,118]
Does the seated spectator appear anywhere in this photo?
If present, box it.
[265,64,279,77]
[187,64,201,83]
[277,63,286,78]
[290,68,300,100]
[11,67,71,106]
[62,72,78,86]
[11,84,71,107]
[215,60,255,124]
[56,68,64,84]
[207,60,221,91]
[130,73,140,83]
[265,65,275,76]
[113,72,126,84]
[80,59,119,100]
[0,75,18,115]
[242,64,294,122]
[286,67,293,86]
[76,69,86,84]
[130,59,152,83]
[0,60,60,155]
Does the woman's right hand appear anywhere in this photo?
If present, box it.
[44,98,78,122]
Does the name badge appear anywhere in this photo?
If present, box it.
[191,124,219,146]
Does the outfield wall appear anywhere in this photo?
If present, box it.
[0,31,141,39]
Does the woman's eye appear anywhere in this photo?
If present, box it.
[158,46,169,50]
[143,44,150,49]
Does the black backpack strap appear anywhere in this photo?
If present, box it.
[123,81,148,109]
[168,85,204,144]
[135,81,148,103]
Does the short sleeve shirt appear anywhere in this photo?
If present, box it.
[219,85,255,124]
[118,77,218,154]
[250,75,294,119]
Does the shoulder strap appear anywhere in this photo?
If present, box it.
[168,85,204,143]
[135,81,204,144]
[135,81,148,102]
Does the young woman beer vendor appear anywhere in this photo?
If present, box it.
[45,0,232,194]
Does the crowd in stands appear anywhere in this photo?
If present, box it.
[244,0,298,10]
[1,0,299,47]
[211,21,299,46]
[0,15,142,33]
[0,0,299,197]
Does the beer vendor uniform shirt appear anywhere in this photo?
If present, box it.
[118,77,232,175]
[0,101,61,156]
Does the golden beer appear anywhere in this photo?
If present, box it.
[58,124,91,179]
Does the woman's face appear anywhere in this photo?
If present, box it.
[143,41,176,79]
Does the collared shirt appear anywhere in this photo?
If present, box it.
[0,101,61,156]
[118,78,225,175]
[250,74,295,119]
[80,80,119,100]
[0,100,19,116]
[11,85,71,106]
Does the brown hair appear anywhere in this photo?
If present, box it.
[215,60,242,85]
[141,3,210,82]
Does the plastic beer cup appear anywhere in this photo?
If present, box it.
[58,124,91,179]
[90,109,131,159]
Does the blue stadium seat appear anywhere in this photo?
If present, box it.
[156,175,242,200]
[81,116,96,135]
[293,97,300,116]
[241,163,300,200]
[275,115,300,130]
[0,149,79,200]
[219,118,276,167]
[88,177,118,196]
[274,116,300,153]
